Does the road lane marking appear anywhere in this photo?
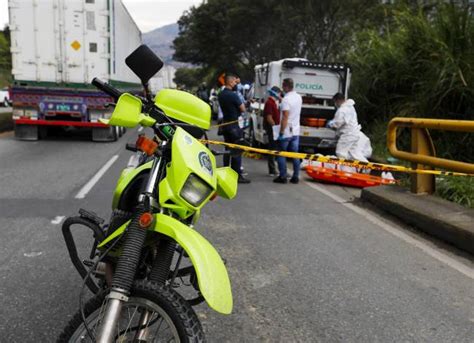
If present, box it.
[51,216,65,225]
[75,155,119,199]
[24,252,43,258]
[304,181,474,280]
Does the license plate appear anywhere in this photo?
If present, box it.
[303,131,310,136]
[56,104,71,111]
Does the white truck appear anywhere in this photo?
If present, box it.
[8,0,142,141]
[250,58,351,151]
[148,66,177,94]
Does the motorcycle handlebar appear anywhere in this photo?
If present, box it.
[91,78,122,101]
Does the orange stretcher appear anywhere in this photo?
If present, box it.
[306,164,397,188]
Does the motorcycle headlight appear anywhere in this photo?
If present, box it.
[180,174,213,207]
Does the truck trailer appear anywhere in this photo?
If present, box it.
[250,58,351,151]
[8,0,142,141]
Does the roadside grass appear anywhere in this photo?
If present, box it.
[0,111,13,133]
[436,176,474,209]
[367,119,390,161]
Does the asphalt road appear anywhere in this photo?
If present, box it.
[0,127,473,342]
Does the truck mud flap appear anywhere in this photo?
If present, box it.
[14,124,39,140]
[92,126,117,142]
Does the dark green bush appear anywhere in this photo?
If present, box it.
[349,3,474,162]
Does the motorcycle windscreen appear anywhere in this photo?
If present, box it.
[154,89,211,130]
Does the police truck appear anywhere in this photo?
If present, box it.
[249,58,351,151]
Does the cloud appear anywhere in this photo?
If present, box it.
[0,0,202,32]
[122,0,202,32]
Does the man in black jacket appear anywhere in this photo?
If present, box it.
[218,73,251,184]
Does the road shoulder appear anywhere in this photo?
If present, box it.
[361,185,474,255]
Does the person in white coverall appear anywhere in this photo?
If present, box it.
[327,93,371,162]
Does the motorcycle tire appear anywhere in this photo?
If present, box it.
[57,280,204,343]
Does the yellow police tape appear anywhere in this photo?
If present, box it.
[209,119,240,129]
[202,139,474,177]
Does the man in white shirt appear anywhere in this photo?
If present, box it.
[274,78,303,184]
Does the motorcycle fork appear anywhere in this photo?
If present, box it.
[133,238,177,339]
[96,156,164,343]
[133,309,154,341]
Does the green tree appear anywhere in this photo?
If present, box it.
[349,2,474,161]
[0,25,11,69]
[173,0,381,80]
[0,25,12,87]
[173,67,205,90]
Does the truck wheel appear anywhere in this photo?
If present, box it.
[92,127,117,142]
[14,124,39,140]
[39,126,48,139]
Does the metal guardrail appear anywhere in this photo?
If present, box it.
[387,118,474,194]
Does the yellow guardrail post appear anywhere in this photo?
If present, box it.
[387,118,474,194]
[410,128,436,194]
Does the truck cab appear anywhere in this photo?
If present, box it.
[250,58,351,152]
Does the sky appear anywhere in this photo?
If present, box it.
[0,0,203,33]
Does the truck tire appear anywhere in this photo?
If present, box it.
[39,126,48,139]
[92,126,118,142]
[14,124,39,140]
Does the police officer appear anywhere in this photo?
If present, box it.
[218,73,251,184]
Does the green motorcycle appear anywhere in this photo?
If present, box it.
[58,45,238,342]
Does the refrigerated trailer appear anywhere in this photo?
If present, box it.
[8,0,142,141]
[250,58,351,151]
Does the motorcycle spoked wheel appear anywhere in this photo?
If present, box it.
[58,280,205,343]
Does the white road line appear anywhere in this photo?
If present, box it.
[51,216,65,225]
[138,126,144,132]
[304,181,474,280]
[75,155,119,199]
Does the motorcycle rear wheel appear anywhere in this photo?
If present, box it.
[58,280,204,342]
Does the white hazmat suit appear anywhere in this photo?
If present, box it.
[328,99,371,162]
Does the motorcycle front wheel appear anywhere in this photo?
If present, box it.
[58,280,204,342]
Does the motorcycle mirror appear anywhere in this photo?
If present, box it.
[125,45,164,85]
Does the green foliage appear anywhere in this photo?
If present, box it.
[173,67,206,90]
[173,0,380,81]
[0,26,11,87]
[436,176,474,208]
[349,2,474,161]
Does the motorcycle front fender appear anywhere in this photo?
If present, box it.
[97,213,233,314]
[152,214,233,314]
